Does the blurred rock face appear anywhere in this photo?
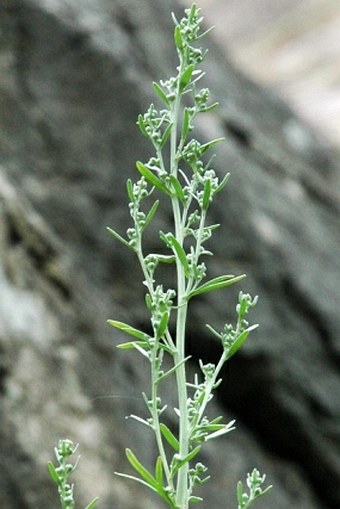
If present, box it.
[182,0,340,146]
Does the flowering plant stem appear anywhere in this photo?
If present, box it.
[49,3,272,509]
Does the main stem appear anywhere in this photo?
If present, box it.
[170,90,190,509]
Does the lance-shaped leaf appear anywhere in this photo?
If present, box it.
[137,114,149,138]
[156,312,169,339]
[126,178,134,202]
[144,200,159,230]
[200,137,224,154]
[174,24,184,51]
[160,121,173,148]
[107,320,150,341]
[179,64,194,92]
[160,232,190,277]
[160,423,180,452]
[226,324,258,360]
[84,498,100,509]
[188,274,246,299]
[136,161,171,195]
[181,107,191,142]
[201,101,219,113]
[171,446,201,476]
[125,448,159,489]
[107,227,136,251]
[153,82,170,106]
[47,462,59,485]
[215,172,230,195]
[204,420,236,441]
[156,355,191,385]
[124,449,171,504]
[169,175,185,202]
[155,456,164,485]
[202,178,211,210]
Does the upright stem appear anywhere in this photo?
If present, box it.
[170,88,190,509]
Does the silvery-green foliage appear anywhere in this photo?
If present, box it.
[48,439,99,509]
[49,3,271,509]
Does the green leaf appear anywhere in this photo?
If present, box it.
[169,175,185,202]
[189,496,204,503]
[201,137,224,154]
[144,200,159,229]
[126,179,134,202]
[163,233,190,276]
[156,355,191,385]
[153,82,170,106]
[137,114,149,138]
[156,312,169,339]
[201,101,219,113]
[107,227,135,251]
[237,480,244,506]
[47,461,59,485]
[160,121,173,148]
[136,161,171,195]
[226,325,258,360]
[174,25,183,51]
[171,446,201,476]
[188,274,246,299]
[205,323,222,340]
[107,320,150,341]
[179,64,194,92]
[215,172,230,195]
[202,178,211,210]
[84,497,100,509]
[160,423,180,452]
[181,107,191,141]
[115,340,149,351]
[124,450,171,505]
[125,448,158,489]
[155,456,163,485]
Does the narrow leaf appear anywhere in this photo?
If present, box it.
[174,25,183,51]
[156,355,191,384]
[136,161,171,195]
[153,82,170,106]
[160,423,180,452]
[201,137,224,154]
[155,457,163,485]
[215,172,230,195]
[167,234,190,276]
[202,179,211,210]
[107,227,135,251]
[181,107,191,141]
[205,323,222,340]
[189,496,204,503]
[84,497,99,509]
[144,200,159,229]
[126,179,134,202]
[115,340,149,350]
[156,312,169,339]
[125,449,158,489]
[226,325,258,360]
[180,64,195,92]
[172,446,201,475]
[201,101,219,113]
[188,274,246,299]
[160,121,173,148]
[107,320,149,341]
[237,480,244,506]
[169,175,185,202]
[47,462,59,485]
[137,114,149,138]
[114,471,158,494]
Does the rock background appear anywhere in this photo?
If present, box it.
[182,0,340,147]
[0,1,340,509]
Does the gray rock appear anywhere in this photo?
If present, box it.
[0,1,339,508]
